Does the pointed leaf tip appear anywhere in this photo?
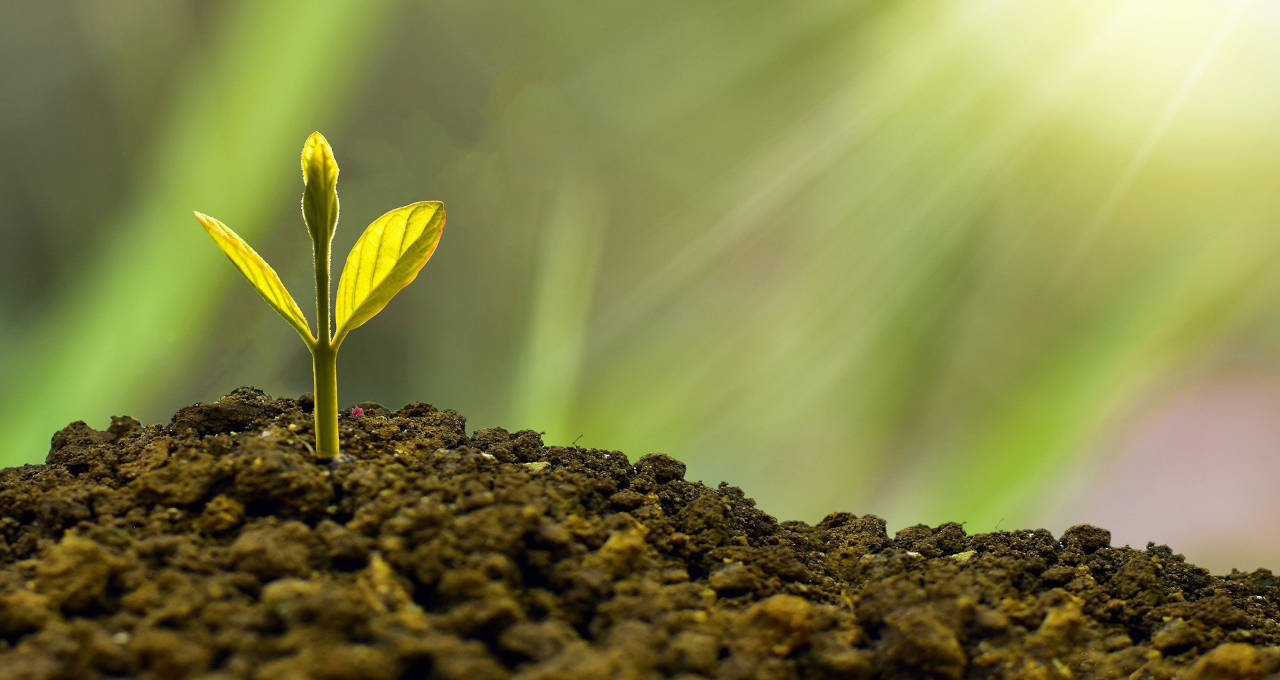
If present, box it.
[300,131,337,185]
[301,132,340,244]
[334,201,445,342]
[194,211,315,346]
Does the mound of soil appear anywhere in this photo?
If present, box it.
[1,388,1278,679]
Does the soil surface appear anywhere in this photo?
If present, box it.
[1,388,1278,679]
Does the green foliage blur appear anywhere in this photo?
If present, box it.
[3,1,1279,569]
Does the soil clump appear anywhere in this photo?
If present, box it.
[0,388,1277,679]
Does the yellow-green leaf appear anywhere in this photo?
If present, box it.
[301,131,339,246]
[194,211,315,345]
[333,201,445,343]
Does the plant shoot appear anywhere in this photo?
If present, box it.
[194,132,444,459]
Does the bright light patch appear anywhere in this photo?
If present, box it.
[953,0,1277,151]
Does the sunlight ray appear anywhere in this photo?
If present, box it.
[1052,0,1251,283]
[586,1,1064,357]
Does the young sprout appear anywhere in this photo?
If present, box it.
[194,132,445,459]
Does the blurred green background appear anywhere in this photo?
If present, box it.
[3,1,1280,572]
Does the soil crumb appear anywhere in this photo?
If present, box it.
[1,388,1277,679]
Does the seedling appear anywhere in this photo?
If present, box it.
[194,132,444,459]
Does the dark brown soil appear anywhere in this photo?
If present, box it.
[1,388,1278,679]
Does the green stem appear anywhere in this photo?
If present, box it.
[312,341,339,459]
[312,219,338,459]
